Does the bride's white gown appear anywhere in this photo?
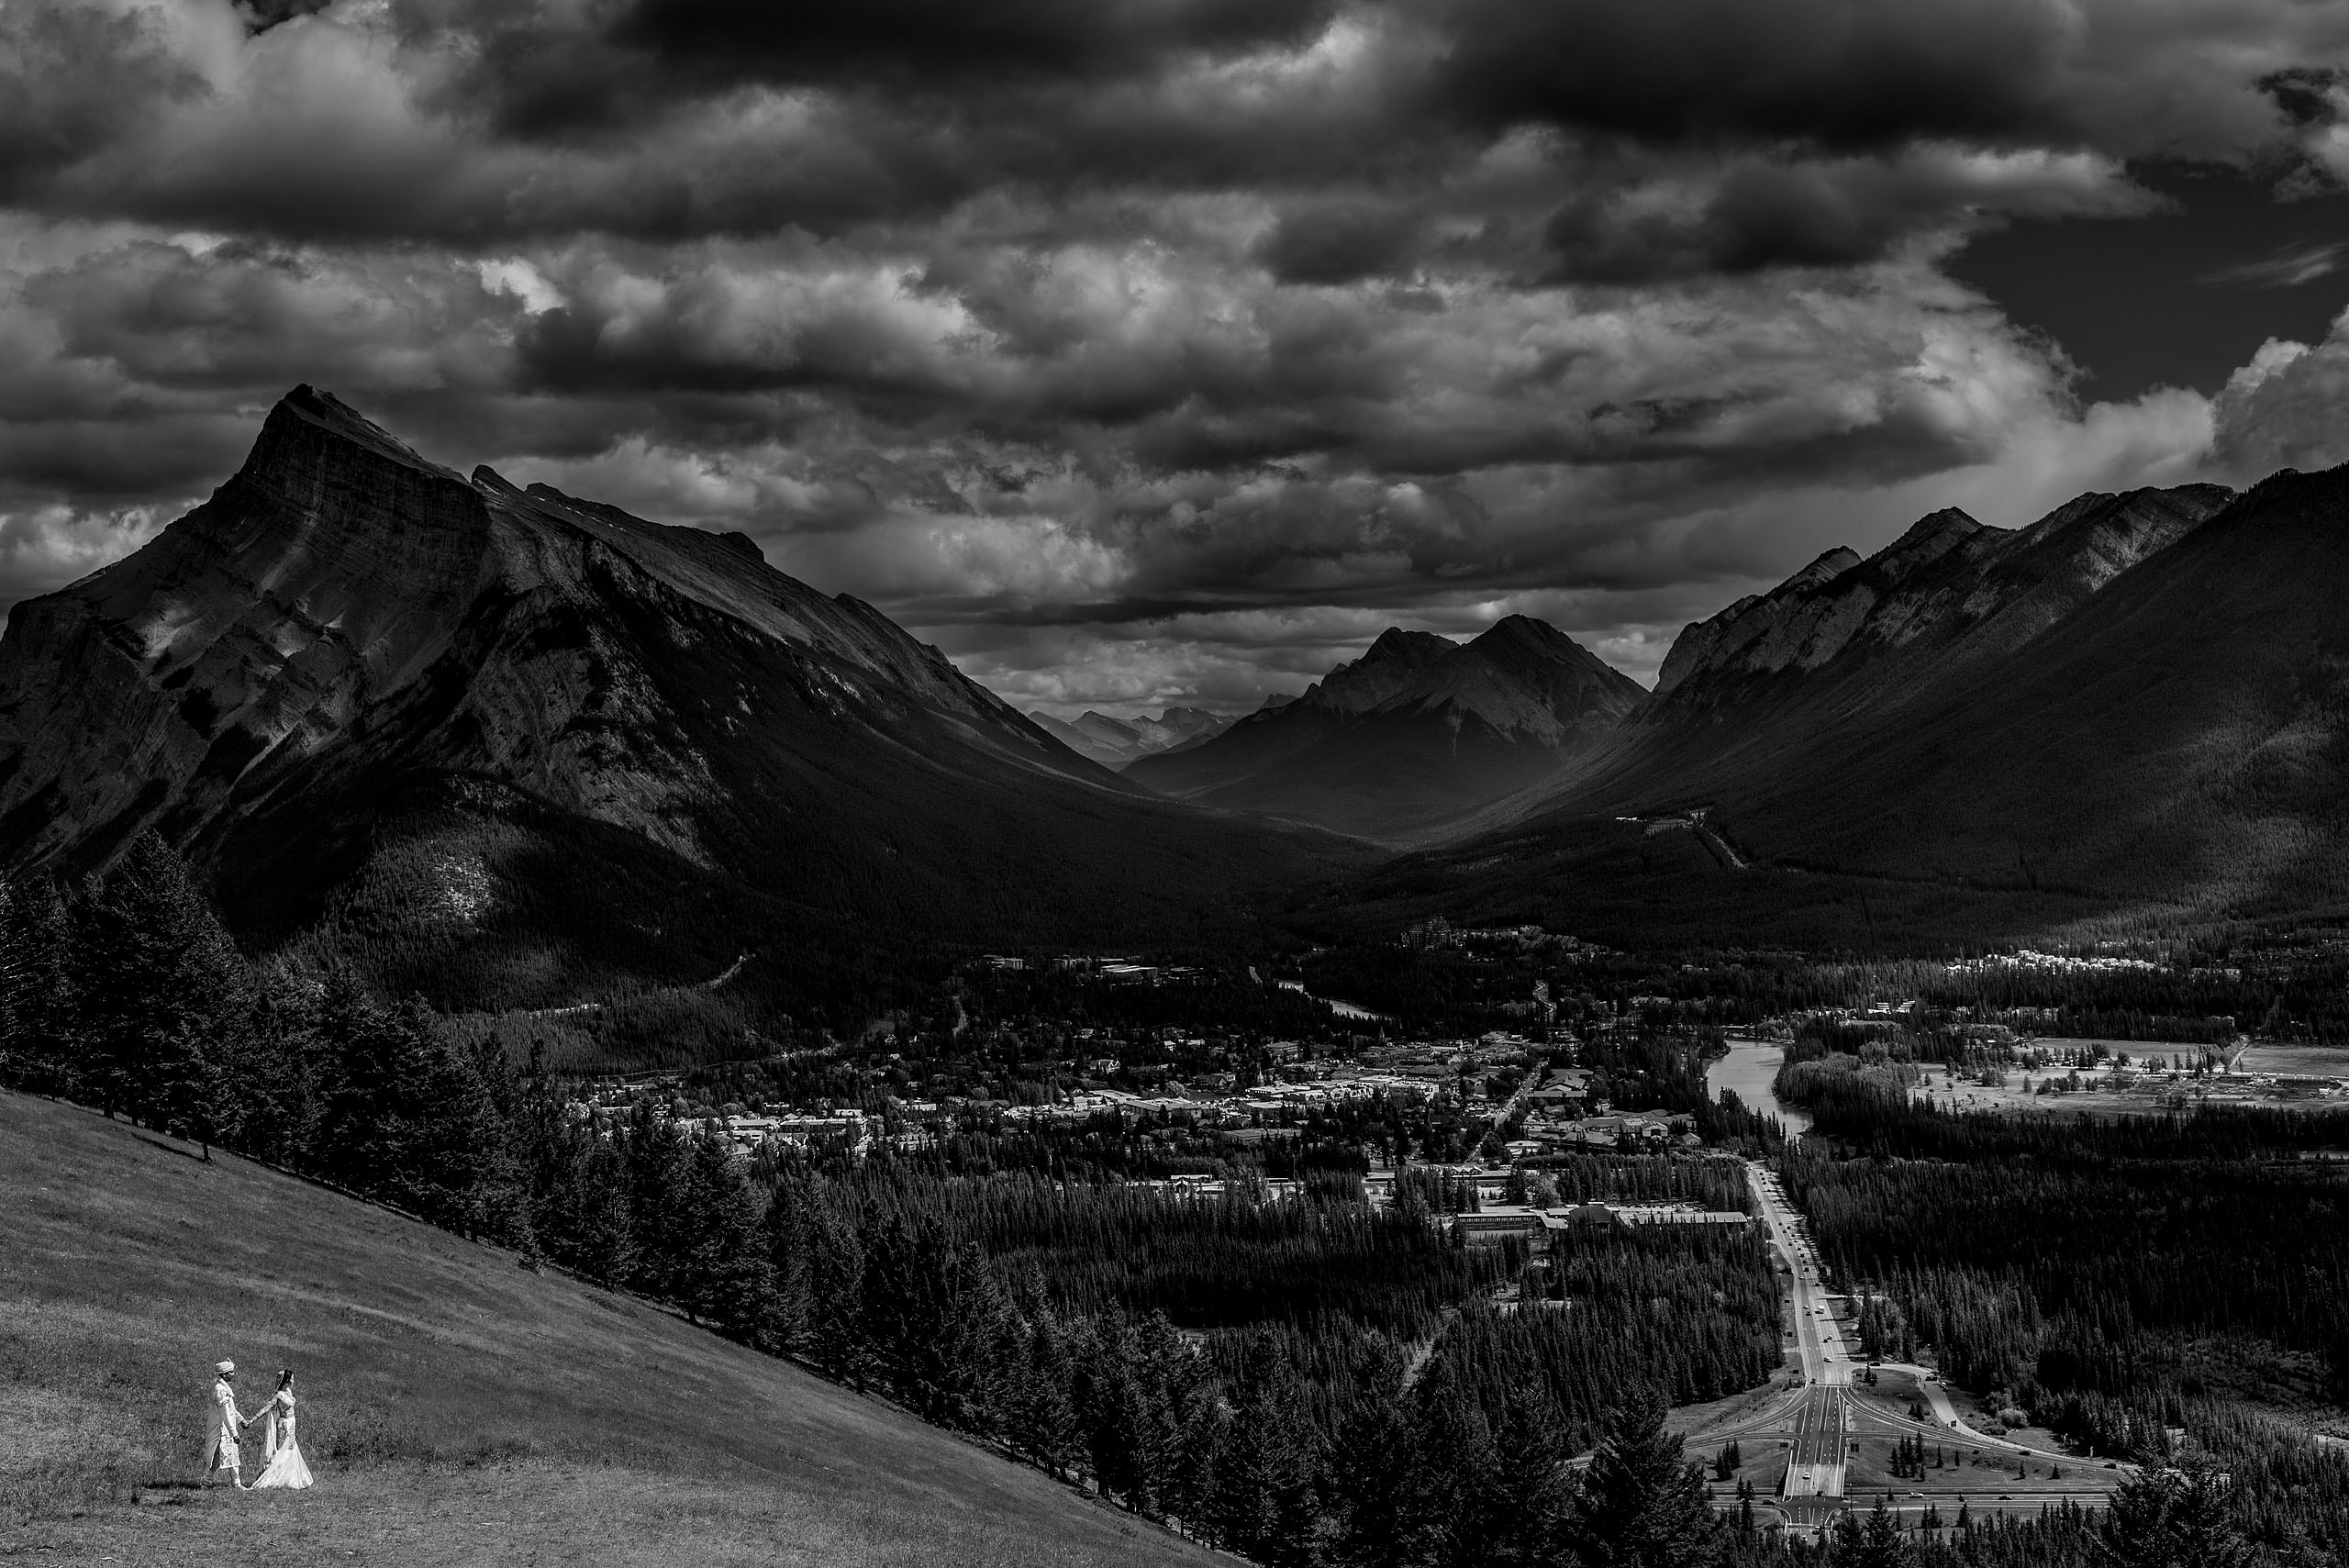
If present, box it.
[250,1392,315,1490]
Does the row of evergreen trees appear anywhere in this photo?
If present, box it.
[1,838,531,1238]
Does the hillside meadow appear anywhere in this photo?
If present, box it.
[0,1091,1227,1567]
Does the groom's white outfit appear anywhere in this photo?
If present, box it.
[206,1362,248,1485]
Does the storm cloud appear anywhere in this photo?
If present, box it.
[0,0,2344,712]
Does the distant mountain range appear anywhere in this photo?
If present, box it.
[0,389,1354,1007]
[1646,484,2231,722]
[11,386,2349,965]
[1028,707,1231,770]
[1127,617,1646,840]
[1331,473,2349,948]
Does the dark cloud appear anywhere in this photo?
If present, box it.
[616,0,1336,87]
[1254,198,1424,284]
[2259,66,2346,130]
[0,4,197,199]
[1,0,2341,711]
[1543,150,2154,284]
[0,415,250,504]
[1429,0,2076,151]
[456,0,1339,140]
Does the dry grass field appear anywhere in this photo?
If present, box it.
[0,1091,1226,1567]
[2235,1044,2349,1079]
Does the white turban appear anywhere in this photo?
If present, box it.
[216,1361,235,1374]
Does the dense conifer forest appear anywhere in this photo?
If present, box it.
[10,837,2349,1563]
[0,839,1760,1562]
[1777,1068,2349,1562]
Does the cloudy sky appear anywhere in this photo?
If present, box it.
[6,1,2349,718]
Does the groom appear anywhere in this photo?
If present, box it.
[206,1361,250,1489]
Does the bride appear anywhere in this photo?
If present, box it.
[250,1369,315,1491]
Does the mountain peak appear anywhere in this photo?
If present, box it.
[1471,613,1567,647]
[1127,613,1642,840]
[1872,506,1986,582]
[1784,547,1863,594]
[1646,484,2229,716]
[1362,628,1456,666]
[1892,506,1981,546]
[263,384,457,483]
[1464,614,1614,681]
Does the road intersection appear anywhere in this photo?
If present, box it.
[1681,1161,2122,1530]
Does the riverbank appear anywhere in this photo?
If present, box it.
[1706,1037,1812,1140]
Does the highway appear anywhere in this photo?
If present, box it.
[1684,1161,2129,1532]
[1742,1161,1855,1497]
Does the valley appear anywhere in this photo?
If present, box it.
[8,392,2349,1565]
[10,4,2349,1563]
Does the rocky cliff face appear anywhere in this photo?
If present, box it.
[0,388,1350,1004]
[1649,484,2232,717]
[0,387,1093,873]
[1295,628,1463,717]
[1386,616,1643,744]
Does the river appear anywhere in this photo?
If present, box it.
[1705,1036,1812,1140]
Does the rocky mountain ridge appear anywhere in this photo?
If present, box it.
[1126,615,1645,840]
[1358,466,2349,947]
[1650,483,2233,719]
[0,387,1352,1006]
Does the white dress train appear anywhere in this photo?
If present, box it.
[250,1392,315,1490]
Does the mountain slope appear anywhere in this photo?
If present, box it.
[1030,707,1231,769]
[1,1090,1216,1566]
[1129,618,1644,841]
[1706,465,2349,913]
[1650,484,2232,721]
[1344,470,2349,945]
[0,389,1357,1006]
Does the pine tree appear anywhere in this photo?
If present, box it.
[1568,1389,1726,1568]
[0,877,80,1095]
[545,1130,636,1285]
[803,1199,869,1387]
[1208,1347,1318,1566]
[672,1129,774,1340]
[72,834,250,1137]
[1162,1377,1224,1540]
[1406,1360,1501,1568]
[1486,1390,1574,1568]
[1082,1325,1154,1513]
[859,1210,996,1427]
[1328,1380,1419,1568]
[1006,1319,1082,1478]
[622,1106,693,1301]
[2099,1454,2254,1568]
[1828,1497,1906,1568]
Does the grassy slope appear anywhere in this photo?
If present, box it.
[0,1091,1224,1567]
